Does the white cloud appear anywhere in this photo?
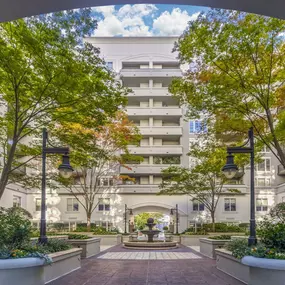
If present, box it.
[93,4,157,37]
[92,5,201,37]
[153,9,200,36]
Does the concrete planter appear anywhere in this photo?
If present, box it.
[242,256,285,285]
[165,233,173,242]
[172,235,181,243]
[93,234,122,246]
[129,232,138,242]
[67,237,100,258]
[181,235,208,246]
[216,249,249,284]
[44,248,82,284]
[0,257,45,285]
[200,238,230,259]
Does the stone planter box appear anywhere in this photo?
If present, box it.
[165,233,173,242]
[93,234,122,246]
[0,257,45,285]
[172,235,181,243]
[67,237,100,258]
[242,256,285,285]
[200,238,230,259]
[44,248,82,284]
[216,249,249,284]
[181,235,208,246]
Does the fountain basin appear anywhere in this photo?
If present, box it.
[124,241,177,249]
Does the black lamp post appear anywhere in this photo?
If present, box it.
[170,204,179,234]
[39,128,73,244]
[222,127,257,246]
[124,204,133,234]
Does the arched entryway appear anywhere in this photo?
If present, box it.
[1,0,285,22]
[127,202,187,234]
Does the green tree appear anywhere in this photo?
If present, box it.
[159,141,241,231]
[171,9,285,166]
[134,212,164,230]
[0,9,127,199]
[54,112,142,231]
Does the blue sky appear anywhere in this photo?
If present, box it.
[91,4,209,37]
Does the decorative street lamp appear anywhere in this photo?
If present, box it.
[170,204,179,234]
[39,128,73,244]
[222,127,257,246]
[124,204,133,234]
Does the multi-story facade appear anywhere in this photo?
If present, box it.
[1,37,285,233]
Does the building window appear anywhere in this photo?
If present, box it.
[256,198,268,212]
[256,158,271,172]
[98,198,110,211]
[67,198,79,212]
[13,196,21,207]
[35,198,41,211]
[255,177,271,186]
[193,199,204,211]
[224,198,236,211]
[106,62,113,70]
[97,177,114,186]
[189,120,207,134]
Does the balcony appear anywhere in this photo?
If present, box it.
[139,126,182,136]
[120,164,177,174]
[278,164,285,176]
[127,107,181,117]
[128,145,182,155]
[120,68,182,78]
[117,184,160,193]
[129,88,171,97]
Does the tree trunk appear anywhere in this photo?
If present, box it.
[211,211,215,232]
[0,141,18,199]
[87,214,91,232]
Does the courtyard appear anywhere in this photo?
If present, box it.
[49,245,242,285]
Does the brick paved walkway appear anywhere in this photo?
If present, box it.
[49,245,243,285]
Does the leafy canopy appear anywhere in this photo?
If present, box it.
[171,9,285,166]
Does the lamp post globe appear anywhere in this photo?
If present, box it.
[58,154,73,179]
[222,153,238,179]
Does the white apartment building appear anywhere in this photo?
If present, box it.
[1,37,285,233]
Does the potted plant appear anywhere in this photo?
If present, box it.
[0,207,51,285]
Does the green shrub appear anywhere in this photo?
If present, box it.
[68,234,90,240]
[163,226,169,231]
[0,207,31,249]
[202,223,245,233]
[93,226,117,235]
[183,231,207,235]
[226,239,250,259]
[208,235,232,240]
[257,219,285,252]
[270,202,285,222]
[42,239,72,253]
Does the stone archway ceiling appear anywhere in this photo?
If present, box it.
[0,0,285,22]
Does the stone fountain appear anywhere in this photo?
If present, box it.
[123,217,178,249]
[140,218,161,242]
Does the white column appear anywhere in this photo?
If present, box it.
[149,175,154,184]
[149,117,153,126]
[149,155,153,164]
[149,61,153,68]
[149,98,153,108]
[149,79,153,88]
[149,137,153,146]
